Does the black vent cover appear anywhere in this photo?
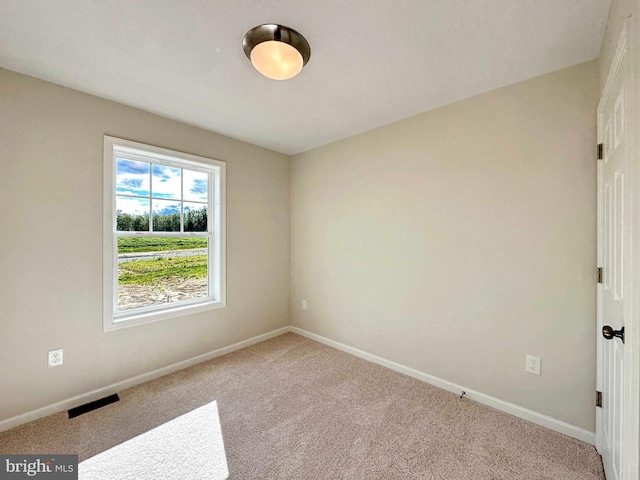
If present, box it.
[68,394,120,419]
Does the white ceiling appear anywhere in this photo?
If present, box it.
[0,0,610,155]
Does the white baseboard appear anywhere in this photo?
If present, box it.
[0,327,290,433]
[1,325,596,446]
[289,326,596,445]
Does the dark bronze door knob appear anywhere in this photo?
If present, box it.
[602,325,625,343]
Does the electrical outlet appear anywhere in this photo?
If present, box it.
[525,354,540,375]
[48,348,64,367]
[301,299,307,310]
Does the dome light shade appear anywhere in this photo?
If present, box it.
[250,41,303,80]
[243,24,310,80]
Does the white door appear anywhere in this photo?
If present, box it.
[596,21,637,480]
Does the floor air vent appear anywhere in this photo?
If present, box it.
[68,394,120,419]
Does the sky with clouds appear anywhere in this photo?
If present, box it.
[116,158,208,216]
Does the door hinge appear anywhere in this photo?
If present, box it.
[597,267,603,284]
[598,143,604,160]
[596,390,603,408]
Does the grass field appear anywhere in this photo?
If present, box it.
[118,237,207,253]
[119,256,208,285]
[118,237,207,286]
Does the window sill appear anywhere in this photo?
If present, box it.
[104,300,226,332]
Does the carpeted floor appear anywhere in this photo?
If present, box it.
[0,333,604,479]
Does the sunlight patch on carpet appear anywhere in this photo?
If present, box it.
[79,401,228,480]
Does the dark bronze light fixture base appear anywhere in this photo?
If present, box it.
[243,24,311,66]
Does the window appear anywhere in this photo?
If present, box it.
[103,136,225,331]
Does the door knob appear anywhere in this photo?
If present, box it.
[602,325,625,343]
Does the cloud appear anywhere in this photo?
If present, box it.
[153,201,180,216]
[152,192,176,199]
[117,158,149,175]
[116,173,150,196]
[152,165,181,198]
[116,197,149,215]
[190,179,207,195]
[158,206,180,215]
[184,170,208,201]
[184,204,207,212]
[153,164,180,182]
[115,162,208,203]
[120,178,143,189]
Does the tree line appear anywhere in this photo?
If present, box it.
[117,207,207,232]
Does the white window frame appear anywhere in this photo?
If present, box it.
[103,136,226,331]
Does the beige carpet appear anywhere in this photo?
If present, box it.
[78,401,228,479]
[0,333,604,479]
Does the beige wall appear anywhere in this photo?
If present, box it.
[291,61,599,431]
[0,55,603,431]
[0,68,291,421]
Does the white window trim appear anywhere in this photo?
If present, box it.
[103,136,226,332]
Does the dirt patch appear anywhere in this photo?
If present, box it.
[118,277,208,311]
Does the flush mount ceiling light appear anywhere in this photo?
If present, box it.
[243,24,311,80]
